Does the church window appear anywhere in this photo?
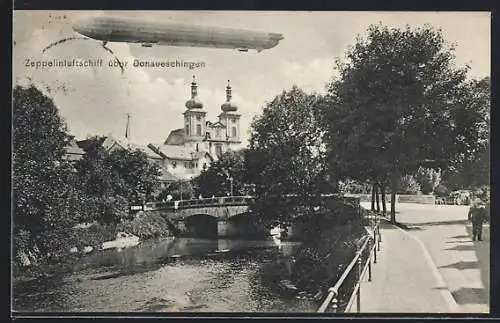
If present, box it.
[216,129,221,137]
[196,124,202,136]
[185,124,190,136]
[172,161,177,168]
[196,115,201,121]
[232,127,237,137]
[232,118,236,123]
[215,144,222,157]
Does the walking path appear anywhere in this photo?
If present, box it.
[349,220,456,313]
[349,203,489,314]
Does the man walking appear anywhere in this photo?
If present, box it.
[468,199,488,241]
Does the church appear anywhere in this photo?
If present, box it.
[67,76,242,183]
[138,75,243,182]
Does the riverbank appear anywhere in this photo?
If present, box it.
[261,206,368,305]
[13,212,174,282]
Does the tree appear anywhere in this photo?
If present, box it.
[248,86,331,226]
[160,180,195,201]
[12,84,79,261]
[324,24,485,223]
[107,148,162,202]
[397,174,421,194]
[414,166,442,194]
[75,138,161,223]
[194,150,247,197]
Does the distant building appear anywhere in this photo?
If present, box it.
[62,139,85,162]
[149,76,242,180]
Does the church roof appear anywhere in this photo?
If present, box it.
[164,128,185,145]
[207,121,226,128]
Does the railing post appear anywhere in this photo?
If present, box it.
[330,297,338,313]
[373,229,377,264]
[368,238,373,282]
[377,223,381,250]
[357,255,362,313]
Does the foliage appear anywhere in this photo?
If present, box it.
[397,175,421,194]
[194,150,248,197]
[323,24,486,222]
[414,166,442,194]
[434,183,451,197]
[107,148,162,202]
[75,138,161,223]
[248,86,333,225]
[159,180,195,200]
[12,84,81,263]
[117,212,174,240]
[338,179,372,194]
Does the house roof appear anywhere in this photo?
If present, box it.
[164,128,185,145]
[128,143,163,159]
[65,139,85,155]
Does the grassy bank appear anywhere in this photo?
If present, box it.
[13,212,174,281]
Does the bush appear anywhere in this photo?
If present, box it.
[397,175,421,194]
[116,212,174,240]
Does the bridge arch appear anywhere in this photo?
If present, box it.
[185,214,218,238]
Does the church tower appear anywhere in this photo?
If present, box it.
[219,80,241,148]
[183,76,207,150]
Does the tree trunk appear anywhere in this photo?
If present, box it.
[390,180,397,224]
[381,183,387,215]
[371,183,376,211]
[375,183,380,212]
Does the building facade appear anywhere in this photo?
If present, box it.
[157,76,242,180]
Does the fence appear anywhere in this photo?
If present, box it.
[317,213,382,313]
[345,193,436,205]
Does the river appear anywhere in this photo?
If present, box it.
[13,236,320,313]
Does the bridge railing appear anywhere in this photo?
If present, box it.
[317,216,382,313]
[138,195,255,211]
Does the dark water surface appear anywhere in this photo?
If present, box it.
[13,237,319,312]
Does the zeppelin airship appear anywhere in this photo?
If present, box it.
[72,16,284,52]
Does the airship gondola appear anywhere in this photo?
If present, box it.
[72,16,284,52]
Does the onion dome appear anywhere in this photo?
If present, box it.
[221,80,238,112]
[185,75,204,109]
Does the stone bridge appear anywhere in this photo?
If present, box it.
[143,196,259,238]
[140,195,361,239]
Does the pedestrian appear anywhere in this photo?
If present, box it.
[468,199,487,241]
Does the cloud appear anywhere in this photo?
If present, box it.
[282,58,335,94]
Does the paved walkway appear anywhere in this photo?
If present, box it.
[391,203,490,313]
[349,220,456,313]
[350,203,489,314]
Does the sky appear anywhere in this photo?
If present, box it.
[13,11,491,147]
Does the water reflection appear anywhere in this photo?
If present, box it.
[14,236,313,312]
[78,236,301,272]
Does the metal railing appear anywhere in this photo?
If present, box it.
[317,215,382,313]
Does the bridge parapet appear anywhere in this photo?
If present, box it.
[140,195,255,211]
